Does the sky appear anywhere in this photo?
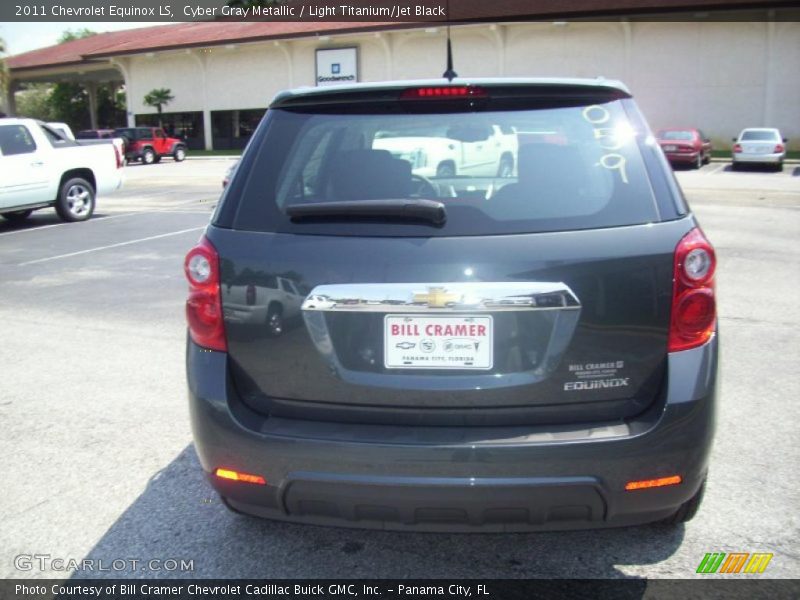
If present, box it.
[0,22,171,56]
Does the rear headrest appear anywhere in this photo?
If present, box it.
[330,149,412,200]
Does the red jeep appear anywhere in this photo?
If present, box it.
[113,127,187,165]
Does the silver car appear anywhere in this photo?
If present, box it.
[732,128,787,171]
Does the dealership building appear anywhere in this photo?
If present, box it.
[4,2,799,151]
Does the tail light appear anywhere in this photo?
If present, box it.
[246,284,256,306]
[184,236,227,351]
[733,144,742,153]
[774,144,784,153]
[669,228,716,352]
[113,145,123,169]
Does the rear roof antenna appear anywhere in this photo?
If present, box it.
[442,1,457,81]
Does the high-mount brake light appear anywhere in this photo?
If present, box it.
[668,228,717,352]
[400,86,488,100]
[184,236,227,352]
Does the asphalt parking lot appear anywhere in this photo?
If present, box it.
[1,158,798,579]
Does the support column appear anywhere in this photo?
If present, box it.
[763,19,776,126]
[86,81,99,129]
[274,41,294,87]
[489,24,506,77]
[187,49,213,150]
[4,80,18,116]
[202,109,213,150]
[110,58,136,127]
[621,19,632,85]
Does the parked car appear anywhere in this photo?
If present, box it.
[0,118,124,222]
[76,129,116,140]
[185,79,718,532]
[222,275,304,336]
[656,128,712,169]
[113,126,187,164]
[373,123,518,178]
[732,128,787,171]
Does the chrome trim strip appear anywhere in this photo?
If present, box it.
[302,282,580,313]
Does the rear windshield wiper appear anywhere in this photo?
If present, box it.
[286,199,446,225]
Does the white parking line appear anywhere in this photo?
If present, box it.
[17,227,205,266]
[0,204,211,237]
[708,163,727,175]
[0,212,148,238]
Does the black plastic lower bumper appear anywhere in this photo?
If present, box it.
[187,335,717,532]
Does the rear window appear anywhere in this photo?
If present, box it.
[229,98,660,236]
[740,130,779,141]
[77,130,99,139]
[114,128,152,141]
[658,130,694,141]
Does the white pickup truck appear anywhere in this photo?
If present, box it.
[0,118,124,223]
[373,123,518,179]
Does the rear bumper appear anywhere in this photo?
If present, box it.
[733,152,784,164]
[187,335,718,532]
[664,151,700,164]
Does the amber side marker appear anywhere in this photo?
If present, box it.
[215,468,266,485]
[625,475,682,491]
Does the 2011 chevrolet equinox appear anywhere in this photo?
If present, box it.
[185,78,717,531]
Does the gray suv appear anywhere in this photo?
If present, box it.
[185,78,718,531]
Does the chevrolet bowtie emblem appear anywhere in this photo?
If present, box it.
[413,287,461,308]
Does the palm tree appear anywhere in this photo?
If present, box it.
[143,88,174,127]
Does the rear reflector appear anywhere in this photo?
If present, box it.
[401,86,488,100]
[625,475,682,491]
[214,468,266,485]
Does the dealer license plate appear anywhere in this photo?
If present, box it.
[384,315,493,370]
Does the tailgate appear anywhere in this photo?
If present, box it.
[213,218,691,426]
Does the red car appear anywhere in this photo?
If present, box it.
[656,128,712,169]
[113,126,187,165]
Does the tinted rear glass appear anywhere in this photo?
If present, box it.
[114,128,152,140]
[229,98,659,236]
[658,130,694,141]
[741,130,779,141]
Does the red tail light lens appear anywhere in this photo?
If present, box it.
[400,86,488,100]
[113,145,123,169]
[184,236,227,351]
[669,228,716,352]
[774,144,784,153]
[733,144,742,153]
